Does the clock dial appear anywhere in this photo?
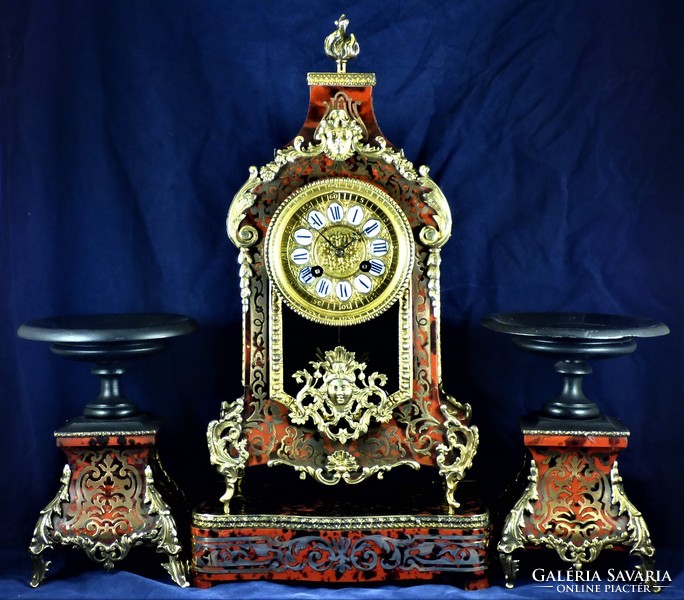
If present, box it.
[265,178,414,325]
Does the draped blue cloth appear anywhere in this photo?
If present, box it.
[2,1,683,597]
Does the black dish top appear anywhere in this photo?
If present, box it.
[17,313,197,343]
[482,312,669,340]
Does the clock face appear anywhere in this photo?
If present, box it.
[265,178,414,325]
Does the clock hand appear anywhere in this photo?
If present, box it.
[337,232,360,251]
[314,227,347,258]
[318,229,338,249]
[298,216,338,250]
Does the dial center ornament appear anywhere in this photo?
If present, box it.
[265,178,414,325]
[313,225,365,278]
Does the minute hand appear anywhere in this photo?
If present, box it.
[298,216,338,249]
[318,229,338,249]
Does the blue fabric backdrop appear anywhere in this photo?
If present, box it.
[2,1,683,598]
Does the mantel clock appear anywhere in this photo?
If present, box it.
[191,16,490,587]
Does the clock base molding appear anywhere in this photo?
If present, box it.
[190,500,490,588]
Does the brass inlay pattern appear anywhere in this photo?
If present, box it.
[193,531,488,575]
[307,72,377,87]
[193,511,490,531]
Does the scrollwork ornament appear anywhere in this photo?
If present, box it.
[207,397,249,514]
[284,346,397,444]
[226,167,259,247]
[610,461,659,591]
[357,137,419,180]
[143,466,189,587]
[29,464,71,587]
[419,226,439,246]
[436,394,479,514]
[498,459,539,588]
[417,165,452,247]
[269,454,420,486]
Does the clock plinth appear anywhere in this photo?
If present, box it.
[191,480,489,587]
[192,468,488,587]
[192,15,489,587]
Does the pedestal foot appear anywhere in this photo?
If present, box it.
[29,553,50,588]
[162,556,190,588]
[499,552,518,589]
[28,438,189,587]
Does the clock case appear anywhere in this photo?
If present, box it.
[191,17,490,587]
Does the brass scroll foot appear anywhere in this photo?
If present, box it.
[29,553,50,588]
[162,556,190,588]
[207,397,248,515]
[27,464,70,587]
[143,466,190,587]
[499,552,518,589]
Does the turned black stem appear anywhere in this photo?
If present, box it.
[542,359,600,419]
[82,362,140,419]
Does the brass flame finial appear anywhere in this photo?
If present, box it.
[324,14,360,73]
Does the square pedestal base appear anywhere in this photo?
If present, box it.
[29,417,189,588]
[498,416,658,591]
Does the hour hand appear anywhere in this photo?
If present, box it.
[300,216,337,249]
[337,232,360,251]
